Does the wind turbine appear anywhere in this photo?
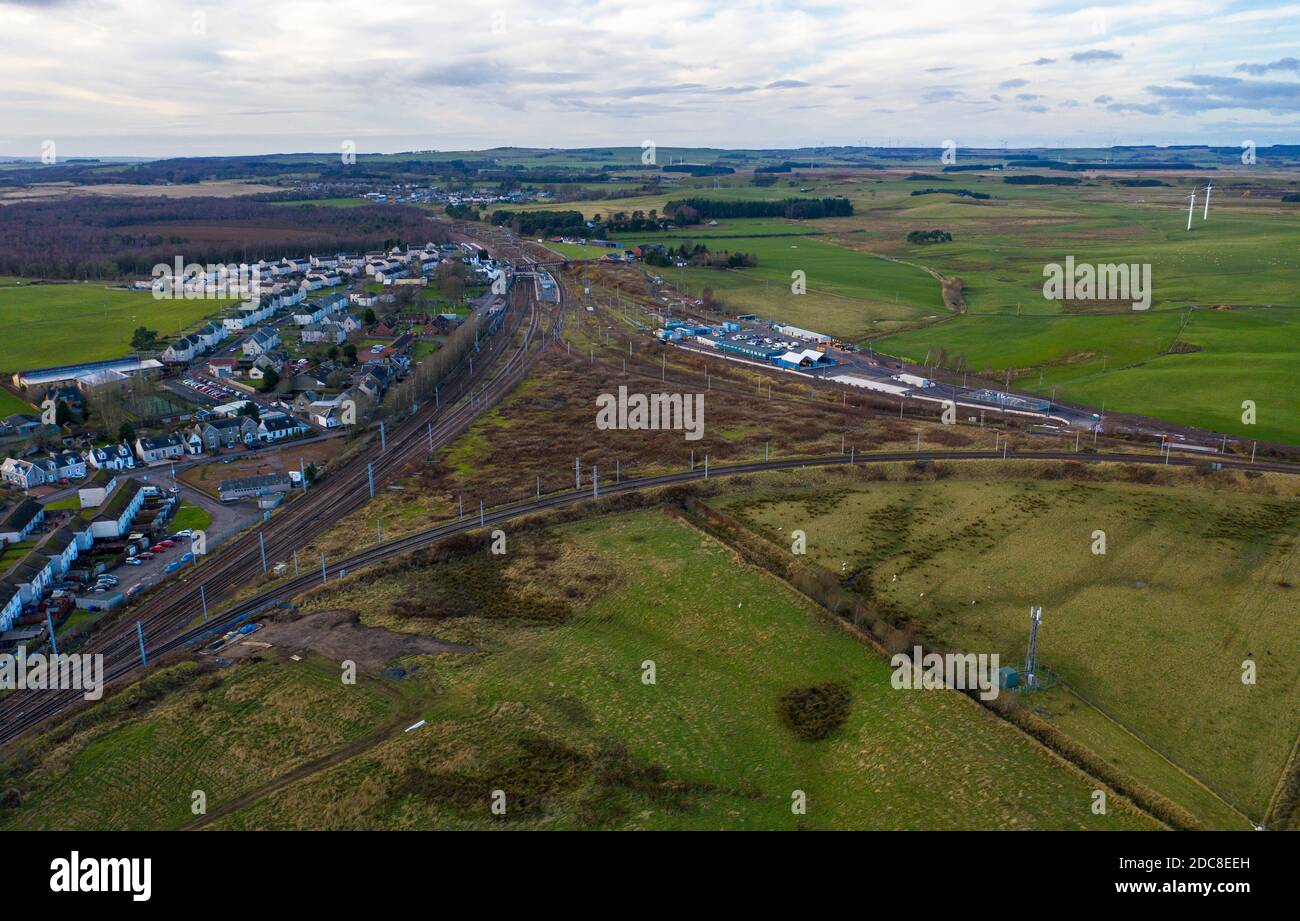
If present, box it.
[1186,189,1197,231]
[1202,182,1213,220]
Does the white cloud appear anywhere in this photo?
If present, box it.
[0,0,1296,155]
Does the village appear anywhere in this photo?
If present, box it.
[0,238,503,653]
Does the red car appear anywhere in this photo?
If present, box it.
[149,544,166,553]
[137,552,155,560]
[159,539,175,548]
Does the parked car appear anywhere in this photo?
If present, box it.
[180,552,194,563]
[125,558,143,566]
[137,551,155,560]
[159,540,175,548]
[150,544,166,553]
[163,561,182,573]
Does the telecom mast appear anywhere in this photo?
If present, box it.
[1025,606,1043,687]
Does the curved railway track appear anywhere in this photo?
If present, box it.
[3,439,1294,746]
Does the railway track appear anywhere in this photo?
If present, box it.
[3,440,1293,746]
[0,268,566,745]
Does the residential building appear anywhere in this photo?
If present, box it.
[243,328,281,357]
[134,433,185,465]
[85,443,135,471]
[257,413,309,443]
[0,499,45,544]
[89,478,146,540]
[1,458,44,490]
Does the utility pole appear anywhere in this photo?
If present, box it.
[259,531,267,572]
[367,463,375,498]
[321,552,327,583]
[137,621,147,666]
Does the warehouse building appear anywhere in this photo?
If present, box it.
[219,472,293,502]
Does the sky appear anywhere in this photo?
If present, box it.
[1,0,1298,158]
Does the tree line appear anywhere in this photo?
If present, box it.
[0,196,448,279]
[663,196,853,222]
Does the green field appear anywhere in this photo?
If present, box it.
[207,510,1151,830]
[0,388,35,417]
[0,659,393,830]
[170,502,213,532]
[714,466,1300,828]
[0,281,234,371]
[513,172,1300,443]
[877,306,1298,443]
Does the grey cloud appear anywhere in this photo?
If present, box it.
[1030,57,1056,66]
[1234,57,1299,75]
[1141,74,1300,114]
[999,78,1029,88]
[766,79,812,89]
[1072,50,1122,63]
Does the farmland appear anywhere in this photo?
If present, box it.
[713,463,1300,828]
[0,281,231,371]
[512,166,1300,444]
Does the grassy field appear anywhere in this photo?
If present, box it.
[713,465,1300,827]
[205,510,1152,830]
[0,388,35,417]
[0,282,234,371]
[0,659,394,830]
[876,305,1299,444]
[170,501,212,532]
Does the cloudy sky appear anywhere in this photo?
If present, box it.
[1,0,1298,157]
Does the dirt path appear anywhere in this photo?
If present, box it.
[181,672,417,830]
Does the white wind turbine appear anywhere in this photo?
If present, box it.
[1186,189,1197,231]
[1202,182,1213,220]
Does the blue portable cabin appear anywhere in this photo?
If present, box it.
[714,340,783,361]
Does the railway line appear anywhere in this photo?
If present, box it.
[0,263,567,746]
[3,438,1294,747]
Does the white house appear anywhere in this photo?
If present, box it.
[78,470,119,509]
[0,499,45,543]
[1,458,44,490]
[257,413,309,443]
[89,478,146,540]
[134,433,185,465]
[47,452,87,480]
[161,335,201,363]
[308,400,345,428]
[243,328,281,357]
[85,443,136,471]
[0,582,23,632]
